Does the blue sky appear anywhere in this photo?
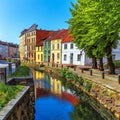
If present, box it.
[0,0,75,44]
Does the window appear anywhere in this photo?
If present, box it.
[48,42,50,47]
[38,54,40,59]
[112,54,115,60]
[64,54,67,61]
[57,53,59,59]
[70,43,73,49]
[48,50,50,54]
[57,44,59,49]
[64,44,67,49]
[41,54,43,61]
[77,54,81,61]
[52,44,54,50]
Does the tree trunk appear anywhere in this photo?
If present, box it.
[106,46,115,74]
[99,57,104,71]
[92,56,97,69]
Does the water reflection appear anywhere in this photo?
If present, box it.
[33,70,104,120]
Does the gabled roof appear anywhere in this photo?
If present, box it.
[36,30,53,46]
[44,30,59,41]
[52,29,68,40]
[62,30,74,43]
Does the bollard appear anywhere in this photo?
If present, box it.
[81,68,83,73]
[102,72,105,79]
[61,65,63,68]
[90,69,92,76]
[118,75,120,84]
[74,66,76,71]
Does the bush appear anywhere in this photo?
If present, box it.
[9,66,30,78]
[83,81,92,92]
[0,82,23,110]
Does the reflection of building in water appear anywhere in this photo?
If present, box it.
[50,77,62,94]
[34,71,51,98]
[32,70,44,80]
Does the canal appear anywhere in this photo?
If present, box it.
[33,70,104,120]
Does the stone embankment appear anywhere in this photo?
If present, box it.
[0,77,35,120]
[43,65,120,120]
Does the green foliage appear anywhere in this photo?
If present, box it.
[83,81,92,92]
[70,101,103,120]
[78,76,84,85]
[9,66,30,78]
[104,60,120,68]
[59,68,81,82]
[0,82,23,110]
[68,0,120,73]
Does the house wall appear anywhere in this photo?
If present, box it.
[19,34,25,61]
[0,43,8,58]
[43,41,51,62]
[36,46,44,63]
[51,39,62,64]
[62,42,91,65]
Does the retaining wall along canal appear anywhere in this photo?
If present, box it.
[43,66,120,120]
[0,77,35,120]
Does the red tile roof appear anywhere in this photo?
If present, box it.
[62,30,74,43]
[44,31,59,41]
[36,30,53,46]
[52,29,68,40]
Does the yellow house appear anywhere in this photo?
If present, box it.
[36,45,44,63]
[19,29,27,61]
[50,30,68,64]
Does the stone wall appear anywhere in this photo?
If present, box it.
[0,77,35,120]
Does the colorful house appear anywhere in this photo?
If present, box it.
[36,30,51,63]
[43,31,57,63]
[19,29,27,61]
[62,31,91,65]
[50,29,67,64]
[25,24,38,62]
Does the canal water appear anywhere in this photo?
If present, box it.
[33,70,104,120]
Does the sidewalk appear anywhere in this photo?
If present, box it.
[69,66,120,93]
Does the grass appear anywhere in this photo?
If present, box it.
[104,60,120,68]
[0,82,23,110]
[8,65,30,78]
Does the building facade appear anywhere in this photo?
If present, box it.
[50,30,67,64]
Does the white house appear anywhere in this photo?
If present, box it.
[103,40,120,63]
[61,33,91,65]
[112,40,120,60]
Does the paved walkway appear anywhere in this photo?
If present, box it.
[68,66,120,93]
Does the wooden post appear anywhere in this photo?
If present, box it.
[74,66,76,71]
[102,72,105,79]
[90,69,92,76]
[9,63,12,75]
[118,75,120,84]
[81,68,83,73]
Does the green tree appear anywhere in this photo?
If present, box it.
[68,0,120,74]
